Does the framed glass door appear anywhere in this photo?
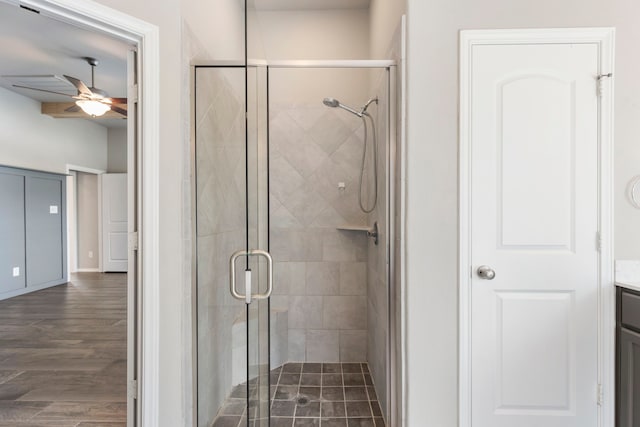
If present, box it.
[195,64,271,427]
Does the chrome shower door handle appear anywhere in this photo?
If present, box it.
[477,265,496,280]
[229,249,273,303]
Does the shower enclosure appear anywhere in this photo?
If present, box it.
[194,62,396,427]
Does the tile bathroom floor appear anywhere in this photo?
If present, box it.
[213,362,385,427]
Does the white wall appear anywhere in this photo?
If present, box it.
[76,171,100,270]
[369,0,406,58]
[107,127,127,173]
[181,0,244,62]
[405,1,640,425]
[0,87,108,174]
[252,10,369,60]
[92,1,183,425]
[253,9,371,105]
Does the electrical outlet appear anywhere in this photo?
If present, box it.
[49,205,58,214]
[88,251,94,259]
[12,267,19,277]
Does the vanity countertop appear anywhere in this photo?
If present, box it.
[616,281,640,293]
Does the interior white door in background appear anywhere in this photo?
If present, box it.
[469,42,600,426]
[102,173,128,272]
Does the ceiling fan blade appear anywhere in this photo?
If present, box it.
[65,104,81,113]
[109,97,128,105]
[12,85,75,98]
[63,75,93,96]
[110,105,128,117]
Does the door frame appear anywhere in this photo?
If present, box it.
[458,28,615,427]
[65,164,106,274]
[8,0,161,424]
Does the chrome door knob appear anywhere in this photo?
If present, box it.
[477,265,496,280]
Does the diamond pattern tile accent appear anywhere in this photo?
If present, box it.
[270,104,371,366]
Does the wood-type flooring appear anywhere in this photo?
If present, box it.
[0,273,127,426]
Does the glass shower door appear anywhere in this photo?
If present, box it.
[195,64,271,427]
[243,64,271,426]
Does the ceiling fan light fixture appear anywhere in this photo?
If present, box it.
[76,99,110,117]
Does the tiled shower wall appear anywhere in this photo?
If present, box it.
[195,68,247,427]
[269,104,371,363]
[366,69,390,418]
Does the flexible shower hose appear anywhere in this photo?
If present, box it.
[359,112,378,213]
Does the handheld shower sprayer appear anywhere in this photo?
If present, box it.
[322,96,379,213]
[322,97,378,118]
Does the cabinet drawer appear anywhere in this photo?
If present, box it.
[622,291,640,331]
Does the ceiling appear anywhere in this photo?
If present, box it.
[252,0,371,11]
[0,2,132,128]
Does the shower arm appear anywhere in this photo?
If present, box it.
[359,97,378,116]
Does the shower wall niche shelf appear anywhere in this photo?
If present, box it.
[337,225,371,232]
[337,222,379,245]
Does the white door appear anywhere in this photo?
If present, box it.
[469,42,600,426]
[102,173,128,272]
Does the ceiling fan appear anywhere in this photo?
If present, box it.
[13,57,127,117]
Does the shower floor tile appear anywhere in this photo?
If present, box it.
[211,363,386,427]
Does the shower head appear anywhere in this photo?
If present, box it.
[322,97,362,117]
[323,97,340,108]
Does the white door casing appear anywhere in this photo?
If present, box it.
[459,28,615,427]
[10,0,162,424]
[102,173,128,272]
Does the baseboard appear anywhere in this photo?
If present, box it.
[75,268,101,272]
[0,279,68,301]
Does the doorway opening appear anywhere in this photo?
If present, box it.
[0,0,160,424]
